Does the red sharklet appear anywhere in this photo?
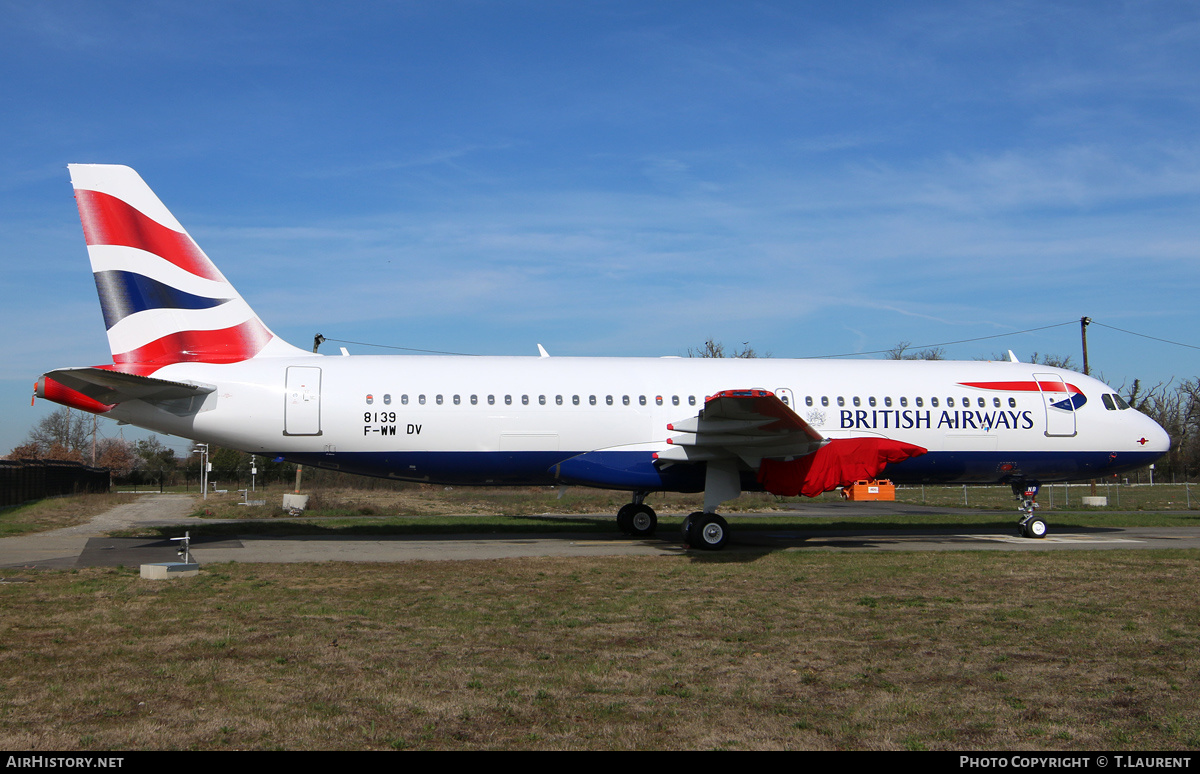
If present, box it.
[758,438,927,498]
[36,376,114,414]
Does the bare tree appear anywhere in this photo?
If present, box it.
[1029,352,1076,370]
[686,338,768,358]
[8,407,91,461]
[887,341,945,360]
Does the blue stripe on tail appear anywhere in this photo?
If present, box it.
[93,270,230,330]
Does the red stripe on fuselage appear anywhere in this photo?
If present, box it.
[75,189,223,282]
[959,380,1082,395]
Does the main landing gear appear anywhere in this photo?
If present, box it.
[618,462,741,550]
[615,494,730,550]
[1013,482,1048,539]
[681,511,729,550]
[617,492,657,538]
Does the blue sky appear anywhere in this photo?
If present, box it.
[3,1,1199,457]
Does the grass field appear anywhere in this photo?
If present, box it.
[2,488,1199,750]
[1,551,1198,750]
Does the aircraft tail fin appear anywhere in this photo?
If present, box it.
[68,164,310,374]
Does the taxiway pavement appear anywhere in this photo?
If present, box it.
[3,494,1200,570]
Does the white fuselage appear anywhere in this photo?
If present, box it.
[102,354,1170,491]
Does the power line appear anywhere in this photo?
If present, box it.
[315,318,1200,361]
[808,321,1080,359]
[317,337,480,357]
[1089,322,1200,352]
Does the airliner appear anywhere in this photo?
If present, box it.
[35,165,1170,549]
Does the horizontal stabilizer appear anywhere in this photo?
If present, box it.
[38,367,215,406]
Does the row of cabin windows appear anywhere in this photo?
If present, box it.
[374,394,701,407]
[368,393,1021,410]
[804,395,1018,409]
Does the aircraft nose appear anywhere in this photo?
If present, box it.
[1140,415,1171,454]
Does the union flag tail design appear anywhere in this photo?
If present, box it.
[68,164,305,374]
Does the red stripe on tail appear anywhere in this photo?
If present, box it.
[111,319,273,369]
[75,189,223,282]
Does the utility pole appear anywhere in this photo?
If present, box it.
[1081,316,1097,496]
[1084,314,1094,374]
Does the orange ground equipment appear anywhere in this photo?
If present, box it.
[841,479,896,501]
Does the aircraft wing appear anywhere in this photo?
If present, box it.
[656,389,926,497]
[38,367,215,406]
[659,389,825,466]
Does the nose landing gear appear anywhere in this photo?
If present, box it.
[1013,482,1048,538]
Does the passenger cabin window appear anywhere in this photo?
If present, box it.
[538,395,546,405]
[453,395,461,405]
[821,396,829,407]
[401,395,409,405]
[555,395,563,405]
[978,398,985,408]
[853,397,861,407]
[488,395,495,405]
[505,395,512,405]
[522,395,529,405]
[837,397,845,407]
[590,395,597,405]
[470,395,478,405]
[869,397,876,407]
[436,394,444,405]
[688,396,696,406]
[607,395,614,405]
[672,396,680,406]
[899,397,908,407]
[915,397,923,407]
[884,397,892,407]
[573,395,580,405]
[931,397,939,407]
[1009,397,1017,408]
[806,396,814,407]
[419,395,426,405]
[623,396,630,406]
[639,396,647,406]
[947,397,955,407]
[993,397,1001,408]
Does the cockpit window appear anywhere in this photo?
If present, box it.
[1102,394,1116,411]
[1112,393,1132,410]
